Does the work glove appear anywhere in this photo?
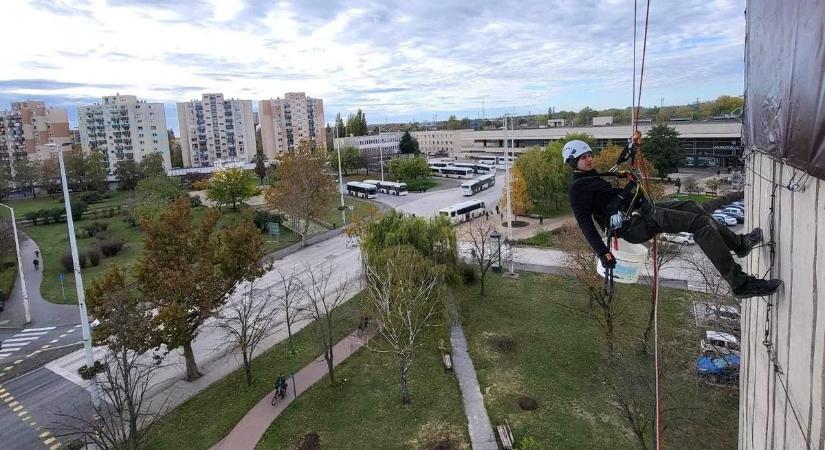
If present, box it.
[609,212,626,229]
[599,251,617,269]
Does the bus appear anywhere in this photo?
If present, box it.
[428,160,449,168]
[345,181,378,199]
[477,156,498,167]
[432,166,474,179]
[496,155,516,168]
[438,200,487,224]
[453,163,493,174]
[460,173,496,196]
[363,179,409,196]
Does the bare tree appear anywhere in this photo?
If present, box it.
[271,268,306,354]
[214,282,281,386]
[300,263,351,385]
[604,356,653,450]
[363,245,445,404]
[641,239,685,353]
[53,266,169,450]
[51,348,169,450]
[556,224,624,358]
[460,221,499,295]
[0,218,14,268]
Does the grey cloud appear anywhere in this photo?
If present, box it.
[0,79,123,91]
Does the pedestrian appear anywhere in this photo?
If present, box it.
[563,139,780,298]
[539,215,544,225]
[34,249,39,258]
[33,259,39,271]
[495,205,500,215]
[716,169,721,177]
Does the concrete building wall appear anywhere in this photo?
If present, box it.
[333,133,403,161]
[78,95,171,173]
[177,94,255,167]
[411,129,468,157]
[739,150,825,449]
[259,92,325,158]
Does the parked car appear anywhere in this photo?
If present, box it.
[731,200,745,208]
[700,330,741,356]
[712,213,737,226]
[715,208,744,223]
[706,304,741,332]
[661,232,695,245]
[725,204,745,213]
[696,354,740,384]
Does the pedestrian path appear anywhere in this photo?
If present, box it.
[211,329,374,450]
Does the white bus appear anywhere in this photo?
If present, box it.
[453,163,493,174]
[438,200,487,224]
[363,179,409,196]
[432,166,474,179]
[428,160,449,168]
[345,181,378,198]
[460,173,496,196]
[477,156,498,167]
[496,155,516,168]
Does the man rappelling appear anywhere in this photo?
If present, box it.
[564,139,782,298]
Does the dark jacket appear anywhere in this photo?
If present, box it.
[568,170,623,257]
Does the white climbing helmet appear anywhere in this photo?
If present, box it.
[562,140,593,166]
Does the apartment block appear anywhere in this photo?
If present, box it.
[78,94,171,173]
[0,100,71,167]
[259,92,325,159]
[177,93,256,167]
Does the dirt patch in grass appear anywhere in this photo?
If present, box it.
[517,396,539,411]
[295,432,320,450]
[414,422,467,450]
[492,336,517,353]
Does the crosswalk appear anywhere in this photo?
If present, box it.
[0,327,56,360]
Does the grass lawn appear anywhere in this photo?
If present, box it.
[457,272,738,449]
[0,265,17,303]
[256,312,468,450]
[0,191,133,218]
[146,298,363,450]
[319,194,381,228]
[668,193,714,203]
[528,202,572,219]
[23,214,146,304]
[515,228,564,248]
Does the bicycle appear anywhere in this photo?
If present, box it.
[271,385,287,406]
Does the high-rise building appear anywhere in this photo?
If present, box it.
[0,100,71,167]
[177,93,256,167]
[259,92,325,159]
[78,94,171,173]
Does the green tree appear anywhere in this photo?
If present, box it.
[136,198,265,381]
[86,151,109,193]
[12,159,37,197]
[644,124,683,178]
[206,168,259,211]
[139,153,166,178]
[254,152,267,184]
[398,131,419,154]
[66,151,87,191]
[575,107,597,125]
[345,109,368,136]
[359,210,458,285]
[444,115,461,130]
[134,176,185,220]
[38,159,61,198]
[115,159,141,192]
[0,164,11,200]
[388,156,429,181]
[335,113,346,137]
[264,140,336,246]
[169,129,184,168]
[327,146,358,176]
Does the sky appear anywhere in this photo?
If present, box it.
[2,0,746,133]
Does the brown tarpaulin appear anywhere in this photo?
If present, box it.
[744,0,825,179]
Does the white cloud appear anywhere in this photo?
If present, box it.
[4,0,746,124]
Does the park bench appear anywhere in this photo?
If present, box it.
[442,352,453,371]
[496,420,515,449]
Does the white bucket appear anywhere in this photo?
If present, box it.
[595,238,648,284]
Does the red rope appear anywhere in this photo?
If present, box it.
[632,0,663,448]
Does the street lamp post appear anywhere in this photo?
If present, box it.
[49,143,100,408]
[503,115,515,275]
[490,230,502,273]
[333,128,346,226]
[378,123,384,181]
[0,203,31,324]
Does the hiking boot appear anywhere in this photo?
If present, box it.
[735,227,763,258]
[732,277,782,299]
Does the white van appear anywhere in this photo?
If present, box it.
[700,330,740,356]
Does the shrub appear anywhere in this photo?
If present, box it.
[252,209,283,232]
[45,207,64,223]
[82,222,109,238]
[77,360,106,380]
[61,252,73,272]
[80,192,102,204]
[24,210,43,225]
[86,248,102,266]
[459,262,477,285]
[189,195,203,208]
[71,201,88,221]
[100,239,125,257]
[192,179,211,191]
